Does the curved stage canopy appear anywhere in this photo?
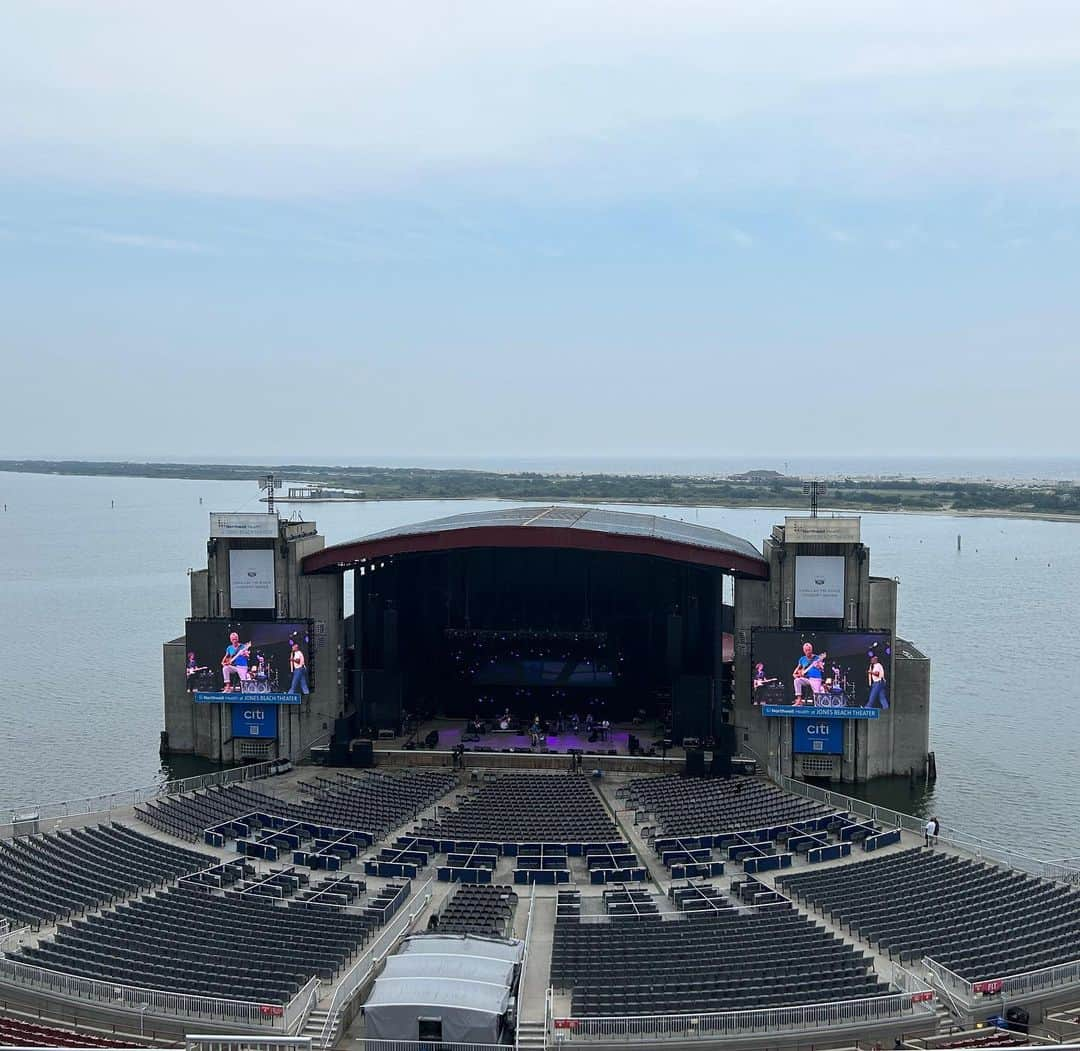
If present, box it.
[302,505,768,578]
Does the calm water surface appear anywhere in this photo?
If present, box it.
[0,473,1076,859]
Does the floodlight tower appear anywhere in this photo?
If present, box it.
[802,480,827,517]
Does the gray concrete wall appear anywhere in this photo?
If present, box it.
[162,517,343,763]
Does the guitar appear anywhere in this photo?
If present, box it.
[792,653,826,679]
[222,642,252,667]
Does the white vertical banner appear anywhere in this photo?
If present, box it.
[229,548,276,609]
[794,555,846,618]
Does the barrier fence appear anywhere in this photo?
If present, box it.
[187,1039,311,1051]
[551,989,935,1041]
[778,776,1075,882]
[3,760,287,828]
[924,953,1080,1005]
[0,956,286,1030]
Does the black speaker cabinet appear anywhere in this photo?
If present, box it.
[351,739,375,768]
[685,749,706,778]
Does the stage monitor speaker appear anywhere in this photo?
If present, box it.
[329,740,350,766]
[350,739,375,769]
[685,749,706,778]
[672,674,712,743]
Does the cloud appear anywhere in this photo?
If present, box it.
[70,226,210,253]
[0,1,1079,199]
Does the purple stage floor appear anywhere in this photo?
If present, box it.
[417,720,672,756]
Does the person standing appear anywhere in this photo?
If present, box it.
[867,655,890,709]
[924,815,940,847]
[288,639,310,696]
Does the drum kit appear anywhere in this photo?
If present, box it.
[187,653,280,694]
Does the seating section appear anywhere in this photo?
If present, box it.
[16,882,400,1004]
[136,771,456,841]
[0,1016,141,1048]
[291,771,457,836]
[552,901,887,1015]
[426,775,616,843]
[439,884,518,938]
[626,776,833,836]
[779,847,1080,979]
[135,785,285,840]
[0,824,216,928]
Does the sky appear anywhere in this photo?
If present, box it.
[1,1,1079,462]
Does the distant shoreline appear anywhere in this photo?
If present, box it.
[1,459,1078,525]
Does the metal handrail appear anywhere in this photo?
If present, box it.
[0,956,283,1028]
[284,975,321,1036]
[515,884,537,1050]
[552,988,933,1040]
[316,878,433,1048]
[2,760,285,827]
[779,775,1068,878]
[924,952,1080,1004]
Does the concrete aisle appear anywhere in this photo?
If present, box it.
[520,892,557,1022]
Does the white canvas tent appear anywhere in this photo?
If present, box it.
[364,935,523,1044]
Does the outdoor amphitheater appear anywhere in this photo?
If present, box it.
[4,757,1080,1051]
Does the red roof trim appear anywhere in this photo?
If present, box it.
[302,524,768,577]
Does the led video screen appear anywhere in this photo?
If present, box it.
[185,619,314,695]
[751,630,891,713]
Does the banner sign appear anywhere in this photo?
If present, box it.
[793,720,845,754]
[195,692,301,705]
[231,704,278,739]
[210,513,279,538]
[229,548,276,609]
[764,705,879,719]
[794,555,846,618]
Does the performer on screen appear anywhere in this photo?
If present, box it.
[792,642,826,705]
[866,654,890,709]
[222,631,251,692]
[288,639,310,696]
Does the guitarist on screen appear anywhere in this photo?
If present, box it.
[792,642,826,706]
[222,631,252,692]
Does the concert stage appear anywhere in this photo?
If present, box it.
[404,718,680,758]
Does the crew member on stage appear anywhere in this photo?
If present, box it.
[288,639,310,696]
[792,642,826,705]
[866,654,890,709]
[222,632,250,692]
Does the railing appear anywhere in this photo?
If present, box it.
[316,878,434,1048]
[187,1038,312,1051]
[924,953,1080,1004]
[284,975,321,1036]
[0,923,31,953]
[516,884,538,1049]
[0,956,284,1030]
[552,990,934,1041]
[359,1041,506,1051]
[779,776,1068,880]
[2,760,287,828]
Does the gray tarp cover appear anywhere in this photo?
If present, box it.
[365,935,523,1044]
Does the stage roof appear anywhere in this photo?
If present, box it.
[302,505,769,578]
